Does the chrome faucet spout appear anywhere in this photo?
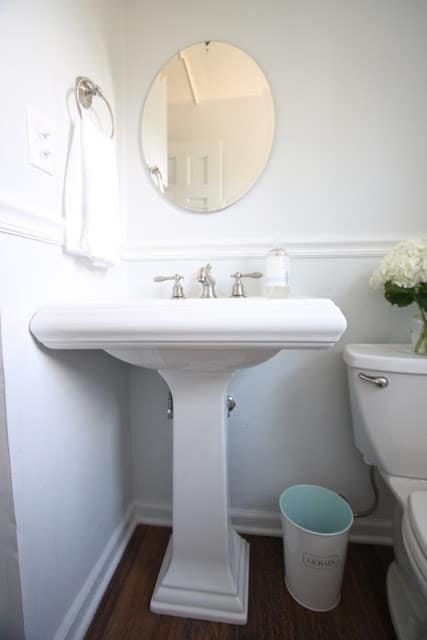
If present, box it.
[197,264,217,298]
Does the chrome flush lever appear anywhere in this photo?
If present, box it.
[230,272,263,298]
[154,274,185,298]
[358,373,389,388]
[167,391,173,419]
[226,395,236,418]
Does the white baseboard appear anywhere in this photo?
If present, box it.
[230,507,283,537]
[53,500,392,640]
[54,504,135,640]
[349,517,393,546]
[133,500,393,546]
[133,500,171,528]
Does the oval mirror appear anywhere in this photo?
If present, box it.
[142,41,275,213]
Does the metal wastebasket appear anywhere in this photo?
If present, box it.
[279,484,353,611]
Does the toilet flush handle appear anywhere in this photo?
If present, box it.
[358,372,389,388]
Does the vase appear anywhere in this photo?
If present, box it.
[410,316,427,355]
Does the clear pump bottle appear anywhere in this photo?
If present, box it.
[264,247,290,298]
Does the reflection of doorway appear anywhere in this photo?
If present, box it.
[167,140,224,211]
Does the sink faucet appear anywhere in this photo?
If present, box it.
[197,264,217,298]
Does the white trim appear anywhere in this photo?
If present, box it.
[0,198,410,263]
[54,505,135,640]
[133,500,171,527]
[121,237,408,262]
[349,517,393,546]
[52,501,392,640]
[231,507,284,537]
[133,500,393,546]
[0,198,64,246]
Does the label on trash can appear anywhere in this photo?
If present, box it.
[302,553,341,570]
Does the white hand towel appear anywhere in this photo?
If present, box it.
[64,113,120,268]
[64,115,84,256]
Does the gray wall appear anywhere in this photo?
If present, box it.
[0,318,24,640]
[0,1,131,638]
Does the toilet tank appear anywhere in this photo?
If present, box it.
[344,344,427,479]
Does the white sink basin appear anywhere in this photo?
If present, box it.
[30,297,346,369]
[30,297,346,624]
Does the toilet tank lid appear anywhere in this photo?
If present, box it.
[407,492,427,560]
[344,344,427,374]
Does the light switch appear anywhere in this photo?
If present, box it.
[27,107,55,175]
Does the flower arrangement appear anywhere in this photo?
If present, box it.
[370,236,427,354]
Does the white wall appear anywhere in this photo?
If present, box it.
[0,0,121,221]
[122,0,427,247]
[0,2,131,639]
[121,0,427,523]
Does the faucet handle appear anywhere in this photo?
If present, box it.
[154,274,185,299]
[230,272,263,298]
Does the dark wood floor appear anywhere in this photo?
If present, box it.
[85,525,396,640]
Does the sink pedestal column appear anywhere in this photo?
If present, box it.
[150,370,249,624]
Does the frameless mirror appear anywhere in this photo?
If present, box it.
[142,41,275,213]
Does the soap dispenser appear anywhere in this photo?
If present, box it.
[264,247,290,298]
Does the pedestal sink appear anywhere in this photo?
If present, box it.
[30,297,346,624]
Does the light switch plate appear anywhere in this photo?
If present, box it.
[27,106,55,175]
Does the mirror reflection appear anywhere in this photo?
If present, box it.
[142,41,275,213]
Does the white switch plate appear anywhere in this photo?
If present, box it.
[27,106,55,175]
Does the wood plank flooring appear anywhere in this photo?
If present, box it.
[85,525,396,640]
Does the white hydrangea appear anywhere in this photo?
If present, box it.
[370,236,427,289]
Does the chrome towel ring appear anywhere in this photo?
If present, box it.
[75,76,115,138]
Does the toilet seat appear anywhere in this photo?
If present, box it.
[408,492,427,559]
[402,492,427,601]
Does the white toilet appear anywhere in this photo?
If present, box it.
[344,344,427,640]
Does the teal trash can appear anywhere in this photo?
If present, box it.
[279,484,353,611]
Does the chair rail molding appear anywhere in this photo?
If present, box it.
[0,197,64,246]
[0,197,412,264]
[121,237,409,262]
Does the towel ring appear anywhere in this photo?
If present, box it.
[75,76,115,138]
